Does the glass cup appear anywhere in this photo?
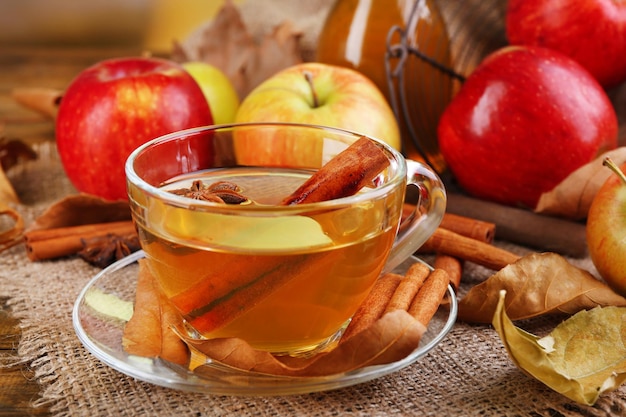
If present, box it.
[125,122,446,357]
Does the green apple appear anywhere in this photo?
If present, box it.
[233,62,401,166]
[183,61,240,125]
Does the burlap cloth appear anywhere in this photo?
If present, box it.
[2,0,626,414]
[1,141,625,417]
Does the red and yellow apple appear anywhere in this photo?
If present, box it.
[56,57,213,201]
[506,0,626,89]
[182,61,240,125]
[438,45,618,209]
[587,158,626,296]
[234,62,400,167]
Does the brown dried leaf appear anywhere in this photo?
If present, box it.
[0,138,38,171]
[0,138,37,205]
[122,260,190,366]
[172,0,303,99]
[185,310,425,377]
[27,193,131,232]
[535,147,626,220]
[237,21,303,99]
[458,252,626,323]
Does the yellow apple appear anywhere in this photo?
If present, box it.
[233,62,401,167]
[183,61,240,125]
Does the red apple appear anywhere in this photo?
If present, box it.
[438,45,618,209]
[234,62,400,167]
[506,0,626,89]
[56,57,213,201]
[587,158,626,296]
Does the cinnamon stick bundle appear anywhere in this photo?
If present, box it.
[24,220,136,261]
[342,262,450,342]
[402,204,496,244]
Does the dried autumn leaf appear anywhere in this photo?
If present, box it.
[0,164,18,205]
[172,0,303,99]
[492,290,626,405]
[122,260,189,366]
[0,138,38,204]
[26,193,131,232]
[535,147,626,220]
[458,252,626,323]
[184,309,425,377]
[0,201,24,252]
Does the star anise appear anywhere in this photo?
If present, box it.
[168,180,249,204]
[78,233,141,269]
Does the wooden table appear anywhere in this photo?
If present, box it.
[0,45,145,417]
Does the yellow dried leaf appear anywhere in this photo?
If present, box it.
[535,147,626,220]
[493,290,626,405]
[458,252,626,323]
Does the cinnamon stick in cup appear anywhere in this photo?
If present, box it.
[282,136,389,205]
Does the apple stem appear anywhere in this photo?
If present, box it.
[303,71,319,108]
[603,157,626,185]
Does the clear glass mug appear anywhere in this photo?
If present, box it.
[125,122,446,356]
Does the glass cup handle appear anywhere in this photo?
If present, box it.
[383,159,447,273]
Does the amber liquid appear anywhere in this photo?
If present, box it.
[316,0,455,173]
[135,168,400,354]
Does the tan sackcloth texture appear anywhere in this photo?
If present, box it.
[2,145,626,417]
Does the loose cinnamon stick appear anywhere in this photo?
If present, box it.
[434,254,463,289]
[384,263,430,314]
[439,212,495,243]
[11,87,62,119]
[419,228,521,270]
[24,220,136,261]
[341,272,403,341]
[408,268,450,326]
[445,192,588,257]
[402,204,495,243]
[281,136,389,205]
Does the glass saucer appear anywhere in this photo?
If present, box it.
[72,250,457,396]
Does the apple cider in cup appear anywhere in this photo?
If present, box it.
[126,123,447,358]
[136,167,401,355]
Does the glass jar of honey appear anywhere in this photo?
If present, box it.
[316,0,458,173]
